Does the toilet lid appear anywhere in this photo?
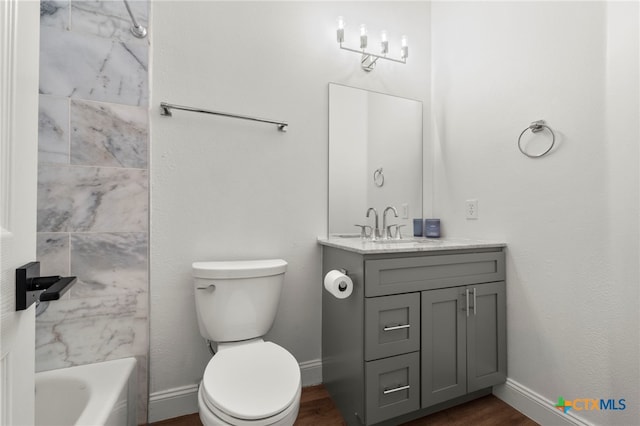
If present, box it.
[202,341,301,420]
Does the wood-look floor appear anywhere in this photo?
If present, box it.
[149,385,539,426]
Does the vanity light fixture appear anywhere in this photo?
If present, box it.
[336,16,408,72]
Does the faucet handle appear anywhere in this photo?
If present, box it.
[386,224,396,239]
[354,224,373,239]
[395,224,406,240]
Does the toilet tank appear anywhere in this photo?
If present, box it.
[192,259,287,342]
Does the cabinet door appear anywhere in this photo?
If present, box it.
[467,281,507,392]
[421,287,467,407]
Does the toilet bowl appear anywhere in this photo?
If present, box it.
[198,339,301,426]
[192,260,301,426]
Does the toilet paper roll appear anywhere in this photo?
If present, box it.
[324,270,353,299]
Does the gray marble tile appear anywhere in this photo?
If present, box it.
[40,0,70,31]
[70,0,148,44]
[39,26,148,107]
[35,293,148,372]
[37,165,148,233]
[38,95,69,164]
[37,233,70,277]
[135,354,148,425]
[69,232,147,297]
[70,99,148,168]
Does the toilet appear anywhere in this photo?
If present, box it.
[193,259,301,426]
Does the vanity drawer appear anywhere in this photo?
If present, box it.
[364,252,505,297]
[365,351,420,425]
[365,293,420,361]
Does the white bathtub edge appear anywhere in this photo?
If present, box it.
[35,357,137,426]
[76,358,136,426]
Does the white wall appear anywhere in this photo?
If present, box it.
[149,1,430,419]
[431,1,639,424]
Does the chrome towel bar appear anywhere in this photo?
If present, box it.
[160,102,288,132]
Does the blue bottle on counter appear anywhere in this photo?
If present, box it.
[424,219,440,238]
[413,219,423,237]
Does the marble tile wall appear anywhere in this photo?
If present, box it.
[36,1,149,423]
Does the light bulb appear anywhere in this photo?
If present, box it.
[400,35,408,60]
[359,24,368,49]
[380,30,389,55]
[336,16,345,43]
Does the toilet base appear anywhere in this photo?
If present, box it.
[198,381,301,426]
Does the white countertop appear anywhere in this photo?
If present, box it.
[317,236,506,254]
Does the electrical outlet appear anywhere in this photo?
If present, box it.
[466,199,478,219]
[401,203,409,219]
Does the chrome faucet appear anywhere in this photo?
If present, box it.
[382,206,399,239]
[366,207,380,240]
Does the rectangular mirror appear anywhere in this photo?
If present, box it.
[328,83,423,237]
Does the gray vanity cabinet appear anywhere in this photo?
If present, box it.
[321,246,506,426]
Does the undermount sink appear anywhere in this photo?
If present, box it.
[370,238,438,244]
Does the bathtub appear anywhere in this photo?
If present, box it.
[35,357,137,426]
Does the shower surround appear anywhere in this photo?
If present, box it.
[35,0,149,423]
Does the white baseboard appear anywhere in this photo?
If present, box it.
[493,378,594,426]
[300,358,323,387]
[148,383,200,423]
[148,359,324,423]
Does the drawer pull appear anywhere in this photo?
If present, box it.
[383,384,410,395]
[466,289,470,317]
[383,324,410,332]
[473,287,477,315]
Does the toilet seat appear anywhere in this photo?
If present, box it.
[201,341,301,423]
[199,381,301,426]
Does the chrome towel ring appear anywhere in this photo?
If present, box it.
[373,168,385,187]
[518,120,555,158]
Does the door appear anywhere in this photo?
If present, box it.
[1,0,40,424]
[421,287,467,408]
[467,281,507,392]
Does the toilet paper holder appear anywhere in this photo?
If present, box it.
[324,268,353,299]
[336,269,349,291]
